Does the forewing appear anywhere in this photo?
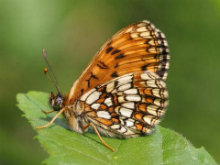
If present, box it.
[79,71,168,137]
[68,20,169,102]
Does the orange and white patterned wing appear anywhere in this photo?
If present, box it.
[68,20,169,102]
[79,71,168,137]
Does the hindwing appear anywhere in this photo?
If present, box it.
[79,71,168,137]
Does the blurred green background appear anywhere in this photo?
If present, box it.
[0,0,220,164]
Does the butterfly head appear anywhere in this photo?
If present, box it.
[49,92,65,111]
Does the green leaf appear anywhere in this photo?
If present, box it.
[16,91,217,165]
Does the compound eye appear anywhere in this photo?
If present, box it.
[53,95,64,111]
[56,97,63,105]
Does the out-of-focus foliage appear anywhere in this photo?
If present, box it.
[0,0,219,164]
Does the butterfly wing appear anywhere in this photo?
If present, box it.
[68,20,169,102]
[79,71,168,137]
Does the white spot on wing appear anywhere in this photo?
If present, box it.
[97,111,111,119]
[164,40,168,46]
[150,24,155,29]
[122,102,135,109]
[91,103,100,110]
[118,83,131,91]
[158,80,166,88]
[104,98,112,107]
[106,81,115,93]
[161,33,166,38]
[143,115,152,125]
[147,109,157,116]
[144,116,160,126]
[165,63,170,69]
[117,75,133,86]
[137,22,147,27]
[140,31,150,37]
[164,100,169,107]
[136,27,147,32]
[147,105,158,111]
[120,107,133,117]
[117,126,127,133]
[153,99,160,106]
[86,91,101,104]
[126,95,141,102]
[140,72,152,80]
[111,89,117,94]
[146,80,158,87]
[125,119,135,127]
[155,31,159,37]
[163,90,168,98]
[124,88,138,95]
[162,72,168,80]
[80,89,95,101]
[111,124,120,130]
[152,89,161,97]
[131,33,139,39]
[118,96,125,103]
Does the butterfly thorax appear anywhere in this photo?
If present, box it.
[64,101,90,133]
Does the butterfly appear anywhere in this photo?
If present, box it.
[37,20,170,152]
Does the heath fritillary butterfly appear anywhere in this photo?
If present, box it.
[37,20,170,151]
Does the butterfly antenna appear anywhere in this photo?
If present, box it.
[42,49,61,93]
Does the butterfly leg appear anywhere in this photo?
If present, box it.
[36,108,66,130]
[82,123,114,152]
